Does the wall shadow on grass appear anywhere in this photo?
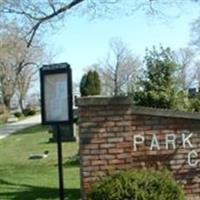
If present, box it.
[0,179,80,200]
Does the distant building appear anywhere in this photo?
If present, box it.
[188,87,200,97]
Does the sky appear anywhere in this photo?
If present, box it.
[45,2,200,85]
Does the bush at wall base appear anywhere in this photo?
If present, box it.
[88,169,186,200]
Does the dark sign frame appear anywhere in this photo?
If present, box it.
[40,63,73,125]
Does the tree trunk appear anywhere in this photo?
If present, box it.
[3,96,11,111]
[114,65,119,96]
[19,97,25,115]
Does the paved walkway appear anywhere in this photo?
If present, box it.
[0,115,41,139]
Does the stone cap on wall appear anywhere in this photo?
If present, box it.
[76,96,200,120]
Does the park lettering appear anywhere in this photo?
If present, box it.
[133,132,200,167]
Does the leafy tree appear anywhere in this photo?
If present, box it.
[80,70,101,96]
[134,46,188,109]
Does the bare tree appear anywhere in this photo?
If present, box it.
[0,65,16,109]
[191,15,200,48]
[173,48,197,90]
[16,66,38,114]
[0,25,43,110]
[97,38,141,96]
[194,61,200,88]
[0,0,197,47]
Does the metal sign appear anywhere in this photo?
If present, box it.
[40,63,73,125]
[40,62,73,200]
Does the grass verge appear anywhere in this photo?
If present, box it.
[0,125,80,200]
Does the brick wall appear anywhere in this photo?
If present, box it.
[76,97,200,200]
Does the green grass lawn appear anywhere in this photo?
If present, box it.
[0,125,80,200]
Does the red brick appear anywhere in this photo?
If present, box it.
[82,160,91,166]
[84,166,99,171]
[132,120,144,125]
[83,171,90,177]
[100,143,115,148]
[107,127,124,132]
[82,155,99,161]
[108,137,123,143]
[109,159,125,164]
[90,128,106,133]
[117,153,131,159]
[116,142,132,148]
[79,102,200,199]
[80,122,98,128]
[90,149,107,155]
[109,148,124,154]
[116,164,131,170]
[81,149,90,154]
[84,144,99,150]
[100,165,116,170]
[91,160,107,166]
[136,126,152,131]
[107,116,123,121]
[98,133,115,138]
[90,138,107,144]
[103,121,115,127]
[90,117,105,122]
[99,154,116,159]
[122,121,133,126]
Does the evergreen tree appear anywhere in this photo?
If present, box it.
[134,46,185,109]
[80,70,101,96]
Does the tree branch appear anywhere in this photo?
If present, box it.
[27,0,85,47]
[48,0,56,13]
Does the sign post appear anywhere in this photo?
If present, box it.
[40,63,73,200]
[56,124,64,200]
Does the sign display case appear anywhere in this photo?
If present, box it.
[40,63,73,125]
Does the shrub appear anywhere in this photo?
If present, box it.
[80,70,101,96]
[28,110,36,116]
[189,98,200,112]
[23,108,36,116]
[88,169,186,200]
[14,112,22,118]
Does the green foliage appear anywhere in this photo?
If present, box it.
[134,46,186,109]
[80,70,101,96]
[188,97,200,112]
[172,91,191,111]
[88,169,186,200]
[14,112,22,118]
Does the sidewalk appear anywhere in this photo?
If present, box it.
[0,115,41,139]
